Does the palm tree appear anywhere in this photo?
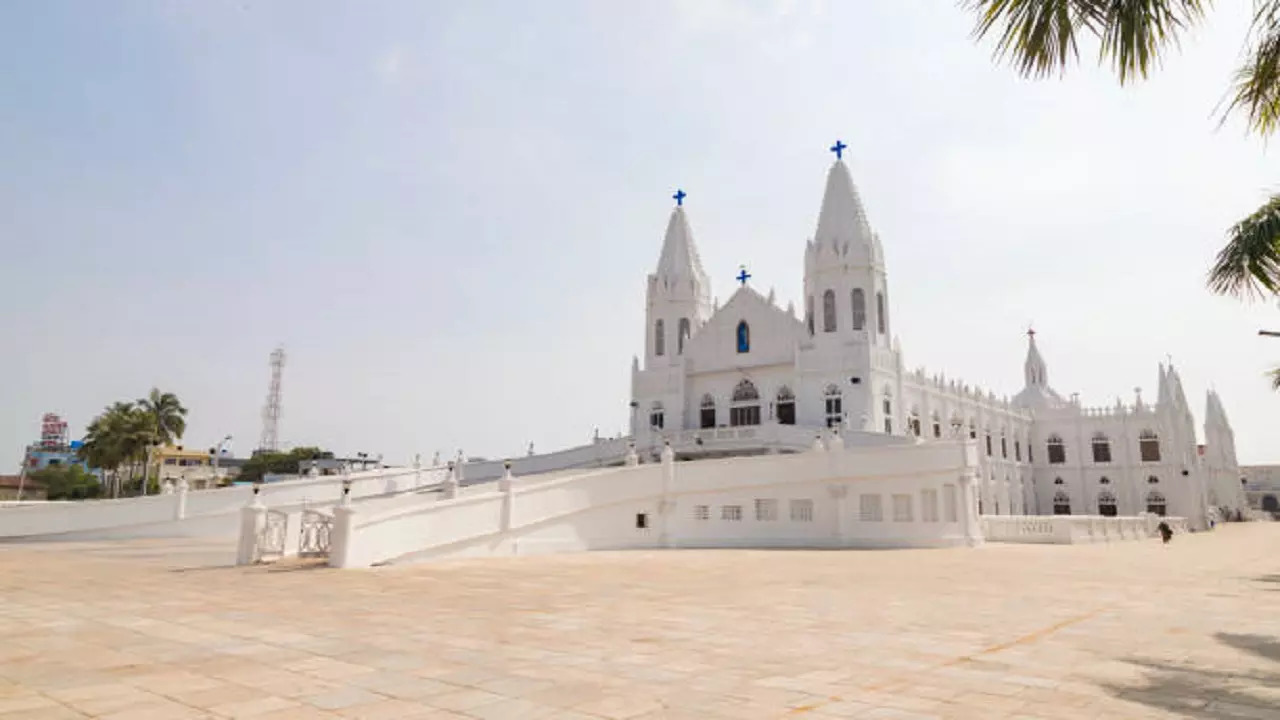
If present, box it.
[137,388,187,445]
[79,402,150,497]
[965,0,1280,377]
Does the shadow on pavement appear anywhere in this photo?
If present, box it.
[1100,633,1280,718]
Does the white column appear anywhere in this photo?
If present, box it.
[959,470,982,547]
[330,504,356,568]
[659,441,675,548]
[499,461,514,533]
[235,492,266,566]
[174,477,189,521]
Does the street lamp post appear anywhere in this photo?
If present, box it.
[210,435,232,487]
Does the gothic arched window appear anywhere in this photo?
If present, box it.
[931,412,942,439]
[984,430,993,456]
[654,319,665,357]
[882,387,893,434]
[1047,434,1066,464]
[776,386,796,425]
[730,379,760,427]
[851,289,866,331]
[1001,433,1008,459]
[822,290,837,332]
[876,291,887,334]
[1053,491,1072,515]
[736,321,750,354]
[1098,491,1118,517]
[677,317,691,355]
[806,296,814,336]
[1015,439,1022,462]
[699,394,716,429]
[1091,432,1112,463]
[1146,491,1167,516]
[1139,429,1161,462]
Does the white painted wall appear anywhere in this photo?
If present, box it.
[330,437,984,569]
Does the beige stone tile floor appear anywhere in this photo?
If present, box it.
[1,524,1279,719]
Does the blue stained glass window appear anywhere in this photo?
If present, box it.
[736,321,750,353]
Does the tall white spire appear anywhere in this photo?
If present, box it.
[1024,328,1047,388]
[654,205,709,296]
[813,157,876,256]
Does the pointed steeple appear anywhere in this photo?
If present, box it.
[813,158,875,254]
[655,206,708,292]
[1024,328,1047,388]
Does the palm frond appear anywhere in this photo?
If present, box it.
[1207,194,1280,298]
[964,0,1208,82]
[1222,1,1280,136]
[1097,0,1209,83]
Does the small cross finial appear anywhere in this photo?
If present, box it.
[829,139,847,160]
[1027,326,1036,339]
[736,265,751,286]
[673,188,686,206]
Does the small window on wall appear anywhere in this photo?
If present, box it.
[677,318,691,355]
[736,321,750,353]
[755,498,778,521]
[876,292,887,334]
[1146,491,1167,516]
[654,319,665,357]
[649,402,664,430]
[859,494,883,522]
[1047,434,1066,464]
[1139,430,1161,462]
[824,385,843,428]
[699,394,716,429]
[1015,440,1022,462]
[851,289,866,330]
[985,432,993,456]
[1001,435,1008,459]
[693,505,710,521]
[822,289,837,332]
[776,387,796,426]
[968,421,977,440]
[790,499,814,522]
[1053,491,1072,515]
[721,505,743,521]
[932,414,942,439]
[635,513,649,529]
[892,494,914,522]
[921,489,939,522]
[1092,433,1112,463]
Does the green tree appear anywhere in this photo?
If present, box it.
[236,446,333,484]
[78,401,160,497]
[29,464,103,501]
[137,388,187,445]
[965,0,1280,381]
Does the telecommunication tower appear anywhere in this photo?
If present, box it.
[258,346,285,452]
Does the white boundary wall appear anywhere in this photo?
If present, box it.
[982,514,1189,544]
[330,438,985,568]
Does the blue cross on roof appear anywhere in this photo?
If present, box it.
[736,266,751,286]
[830,139,847,160]
[673,188,686,206]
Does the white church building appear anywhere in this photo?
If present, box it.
[630,143,1247,529]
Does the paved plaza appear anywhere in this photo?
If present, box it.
[1,524,1279,719]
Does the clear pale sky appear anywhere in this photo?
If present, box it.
[3,1,1277,469]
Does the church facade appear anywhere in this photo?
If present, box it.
[630,146,1246,529]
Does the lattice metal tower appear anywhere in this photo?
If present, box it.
[258,347,285,452]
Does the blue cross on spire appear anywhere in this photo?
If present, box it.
[736,266,751,286]
[673,188,686,206]
[829,139,847,160]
